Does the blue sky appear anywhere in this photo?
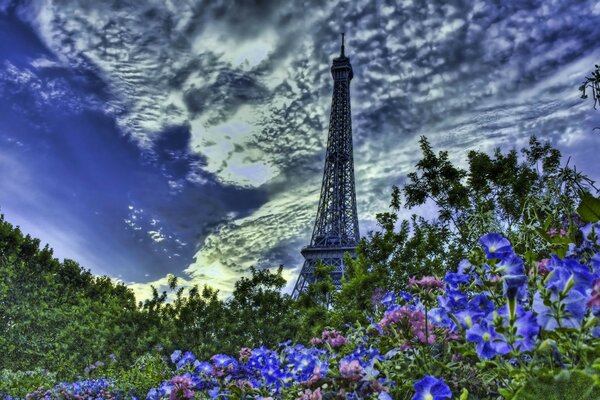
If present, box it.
[1,0,600,299]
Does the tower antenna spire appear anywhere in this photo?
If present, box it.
[341,32,345,56]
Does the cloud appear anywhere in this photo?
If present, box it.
[5,0,600,300]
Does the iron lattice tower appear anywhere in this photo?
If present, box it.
[292,34,360,298]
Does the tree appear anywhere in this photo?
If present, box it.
[331,136,596,329]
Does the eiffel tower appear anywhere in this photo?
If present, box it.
[292,34,360,298]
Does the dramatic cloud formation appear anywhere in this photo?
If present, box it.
[1,0,600,299]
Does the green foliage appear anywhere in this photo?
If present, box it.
[0,213,302,386]
[577,193,600,223]
[294,262,338,339]
[0,216,141,378]
[511,370,600,400]
[90,352,174,399]
[0,369,56,398]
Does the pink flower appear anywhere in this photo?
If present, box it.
[235,380,254,390]
[339,360,364,381]
[321,329,347,349]
[169,376,194,400]
[297,388,322,400]
[239,347,252,362]
[378,306,436,345]
[305,365,322,386]
[408,276,445,290]
[586,279,600,308]
[536,258,550,277]
[309,337,323,346]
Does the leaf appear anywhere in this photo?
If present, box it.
[513,370,600,400]
[577,193,600,223]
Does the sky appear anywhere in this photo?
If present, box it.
[1,0,600,300]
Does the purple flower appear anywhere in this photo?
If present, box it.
[479,233,513,259]
[339,360,364,382]
[587,279,600,308]
[169,376,194,400]
[412,376,452,400]
[591,253,600,274]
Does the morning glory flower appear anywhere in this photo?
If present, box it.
[177,351,196,369]
[437,289,468,312]
[457,259,474,274]
[428,307,457,331]
[412,375,452,400]
[379,392,393,400]
[533,289,588,330]
[495,253,525,276]
[171,350,182,364]
[497,304,539,352]
[211,354,236,368]
[466,320,510,359]
[580,222,600,246]
[381,291,397,307]
[503,274,528,300]
[195,361,213,375]
[467,293,495,317]
[444,271,471,287]
[479,233,513,259]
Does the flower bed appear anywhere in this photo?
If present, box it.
[10,225,600,399]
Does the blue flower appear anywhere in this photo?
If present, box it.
[195,361,213,375]
[428,307,457,331]
[177,351,196,369]
[581,222,600,246]
[467,293,495,317]
[497,304,539,352]
[495,253,525,275]
[412,375,452,400]
[466,320,510,359]
[211,354,238,372]
[444,271,470,287]
[457,259,474,274]
[379,392,393,400]
[170,350,182,364]
[438,289,468,312]
[381,291,397,307]
[533,289,587,330]
[479,233,513,259]
[399,290,414,303]
[503,274,528,300]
